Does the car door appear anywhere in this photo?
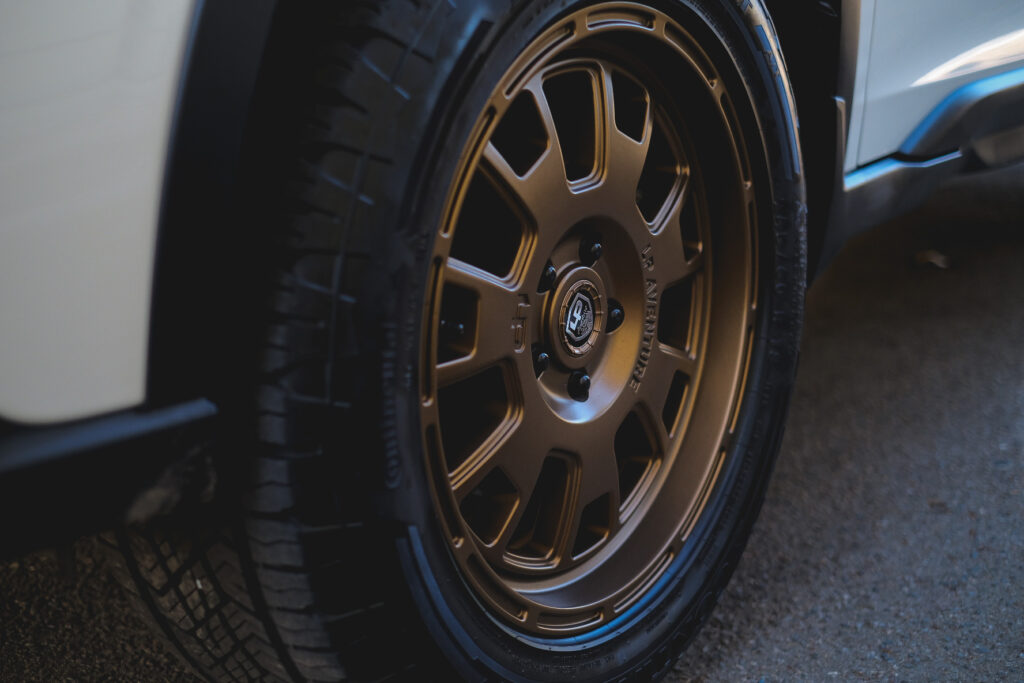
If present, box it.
[846,0,1024,170]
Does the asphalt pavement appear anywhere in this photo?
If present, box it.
[2,168,1022,682]
[671,166,1024,681]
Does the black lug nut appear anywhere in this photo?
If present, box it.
[579,236,603,266]
[568,370,591,401]
[533,346,550,377]
[607,299,625,333]
[537,262,557,293]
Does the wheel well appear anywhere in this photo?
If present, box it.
[763,0,844,280]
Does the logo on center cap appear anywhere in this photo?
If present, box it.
[559,280,602,355]
[565,291,595,345]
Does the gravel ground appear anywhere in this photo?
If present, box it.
[1,169,1022,682]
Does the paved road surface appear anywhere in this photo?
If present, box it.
[2,169,1022,682]
[670,169,1024,681]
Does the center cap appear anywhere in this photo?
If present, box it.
[559,279,603,356]
[564,290,595,346]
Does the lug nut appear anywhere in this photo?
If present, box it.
[533,346,550,377]
[579,236,603,266]
[607,300,624,333]
[568,370,591,401]
[537,262,557,293]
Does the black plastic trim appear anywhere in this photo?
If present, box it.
[815,65,1024,273]
[146,0,279,405]
[762,0,843,282]
[0,399,217,476]
[817,151,965,270]
[0,400,218,557]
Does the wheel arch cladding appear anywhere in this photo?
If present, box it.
[146,0,280,406]
[760,0,843,280]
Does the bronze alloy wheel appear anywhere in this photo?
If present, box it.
[422,5,757,637]
[113,1,805,680]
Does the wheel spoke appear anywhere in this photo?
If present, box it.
[451,422,544,565]
[554,427,620,565]
[481,84,574,223]
[451,419,550,518]
[439,258,522,386]
[480,141,525,199]
[599,65,653,194]
[436,340,510,387]
[648,178,702,287]
[634,343,696,450]
[577,430,621,510]
[526,80,572,188]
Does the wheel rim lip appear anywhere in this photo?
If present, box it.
[420,3,757,637]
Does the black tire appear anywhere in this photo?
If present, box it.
[115,1,806,681]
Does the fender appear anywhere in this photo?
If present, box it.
[0,0,280,554]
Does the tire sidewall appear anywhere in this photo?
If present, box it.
[365,1,807,679]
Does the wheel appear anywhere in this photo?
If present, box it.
[113,1,806,681]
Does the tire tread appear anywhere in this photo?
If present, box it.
[111,2,452,681]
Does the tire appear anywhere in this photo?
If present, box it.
[114,1,806,681]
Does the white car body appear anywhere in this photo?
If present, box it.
[1,0,1023,424]
[847,0,1024,169]
[0,0,194,423]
